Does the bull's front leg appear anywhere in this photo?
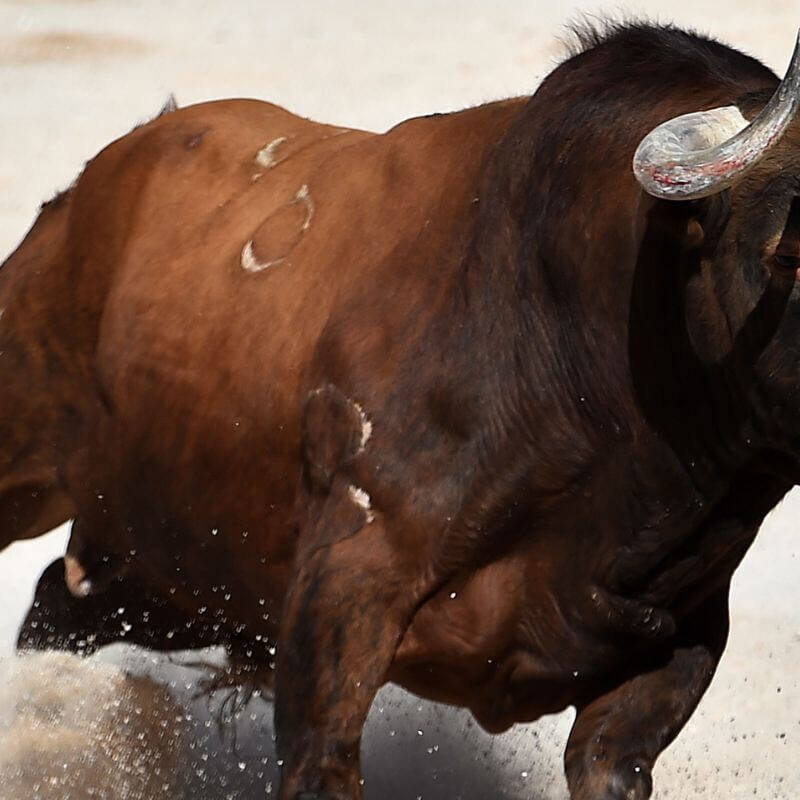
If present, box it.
[275,477,428,800]
[564,590,729,800]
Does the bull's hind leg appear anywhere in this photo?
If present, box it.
[17,557,219,656]
[0,193,87,552]
[564,590,729,800]
[274,479,428,800]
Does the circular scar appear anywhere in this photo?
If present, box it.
[241,184,314,273]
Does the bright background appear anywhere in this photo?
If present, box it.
[1,2,799,797]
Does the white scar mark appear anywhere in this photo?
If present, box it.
[255,136,287,169]
[240,184,314,273]
[306,388,372,451]
[240,240,285,273]
[352,401,373,451]
[296,184,314,231]
[348,485,375,523]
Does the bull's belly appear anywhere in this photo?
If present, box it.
[390,621,603,734]
[71,394,304,642]
[133,483,298,632]
[388,657,581,734]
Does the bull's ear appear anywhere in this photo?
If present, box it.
[773,196,800,272]
[638,192,730,256]
[629,197,718,446]
[686,192,731,251]
[678,193,736,364]
[630,194,730,402]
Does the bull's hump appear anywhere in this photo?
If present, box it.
[99,98,369,242]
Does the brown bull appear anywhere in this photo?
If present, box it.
[5,21,800,800]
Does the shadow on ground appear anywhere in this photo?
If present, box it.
[111,645,573,800]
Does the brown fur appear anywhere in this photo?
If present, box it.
[5,22,800,800]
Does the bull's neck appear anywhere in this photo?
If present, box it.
[456,101,779,510]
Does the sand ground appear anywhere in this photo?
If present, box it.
[1,1,799,798]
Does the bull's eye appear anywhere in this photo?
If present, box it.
[774,253,800,270]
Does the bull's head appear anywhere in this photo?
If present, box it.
[630,33,800,463]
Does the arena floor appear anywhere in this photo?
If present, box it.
[1,1,799,797]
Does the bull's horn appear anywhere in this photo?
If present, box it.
[633,31,800,200]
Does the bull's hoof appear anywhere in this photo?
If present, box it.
[603,759,653,800]
[568,757,653,800]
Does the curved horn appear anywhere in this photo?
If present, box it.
[633,30,800,200]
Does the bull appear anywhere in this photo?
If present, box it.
[4,20,800,800]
